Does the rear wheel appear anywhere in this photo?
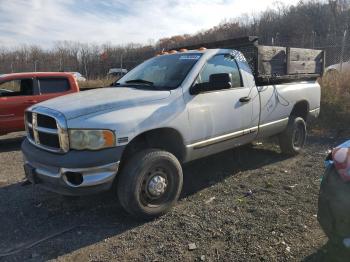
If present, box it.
[279,116,307,155]
[117,149,183,219]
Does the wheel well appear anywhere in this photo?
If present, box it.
[120,128,186,165]
[290,100,309,121]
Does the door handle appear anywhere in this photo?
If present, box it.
[239,96,251,103]
[24,100,37,104]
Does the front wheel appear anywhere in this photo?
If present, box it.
[117,149,183,219]
[279,116,307,155]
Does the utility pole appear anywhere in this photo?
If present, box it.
[340,30,347,72]
[312,31,316,48]
[34,60,38,72]
[120,52,124,78]
[59,58,63,72]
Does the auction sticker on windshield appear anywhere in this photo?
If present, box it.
[179,55,201,60]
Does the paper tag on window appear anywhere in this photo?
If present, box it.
[179,55,201,60]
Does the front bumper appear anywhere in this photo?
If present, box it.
[21,138,125,196]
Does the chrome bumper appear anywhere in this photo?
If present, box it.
[21,138,125,195]
[24,158,119,195]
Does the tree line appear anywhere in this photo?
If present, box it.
[0,0,349,79]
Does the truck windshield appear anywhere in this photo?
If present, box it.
[117,53,202,90]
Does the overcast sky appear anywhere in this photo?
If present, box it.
[0,0,301,48]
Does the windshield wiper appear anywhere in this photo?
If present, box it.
[125,79,154,86]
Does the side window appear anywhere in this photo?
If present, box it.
[0,79,36,96]
[38,78,70,94]
[197,54,242,89]
[0,79,21,92]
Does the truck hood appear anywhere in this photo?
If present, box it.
[36,87,171,120]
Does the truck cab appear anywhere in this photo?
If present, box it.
[0,72,79,136]
[21,47,321,219]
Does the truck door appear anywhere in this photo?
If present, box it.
[186,54,259,158]
[0,78,38,134]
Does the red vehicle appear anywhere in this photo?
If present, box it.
[0,72,80,136]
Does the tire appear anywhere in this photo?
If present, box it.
[117,149,183,219]
[279,116,307,155]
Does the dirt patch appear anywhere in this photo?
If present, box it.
[0,131,348,261]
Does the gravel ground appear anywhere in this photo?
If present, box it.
[0,130,349,262]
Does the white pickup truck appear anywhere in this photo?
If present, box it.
[22,42,321,218]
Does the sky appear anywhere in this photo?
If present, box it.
[0,0,301,48]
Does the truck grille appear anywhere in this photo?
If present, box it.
[25,108,69,153]
[37,114,57,129]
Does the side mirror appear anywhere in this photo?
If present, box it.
[190,73,232,95]
[209,73,231,84]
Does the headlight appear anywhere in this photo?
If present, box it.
[69,129,116,150]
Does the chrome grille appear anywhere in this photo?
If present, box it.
[37,114,57,129]
[25,107,69,153]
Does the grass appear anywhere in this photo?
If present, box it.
[317,71,350,130]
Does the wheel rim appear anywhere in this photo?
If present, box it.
[148,175,167,197]
[292,122,305,149]
[140,167,171,207]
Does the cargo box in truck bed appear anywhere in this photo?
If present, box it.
[176,36,325,85]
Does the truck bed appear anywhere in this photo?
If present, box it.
[176,36,325,86]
